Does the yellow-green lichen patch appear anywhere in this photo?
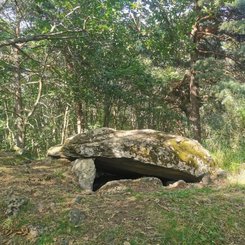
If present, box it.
[129,145,151,159]
[164,138,215,168]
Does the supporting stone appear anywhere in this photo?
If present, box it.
[71,158,96,191]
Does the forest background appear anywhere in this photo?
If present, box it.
[0,0,244,170]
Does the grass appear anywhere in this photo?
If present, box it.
[212,148,244,171]
[0,155,244,245]
[205,142,245,172]
[142,185,244,244]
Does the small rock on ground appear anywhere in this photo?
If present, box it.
[167,180,187,189]
[69,208,86,226]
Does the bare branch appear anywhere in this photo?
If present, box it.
[83,16,90,30]
[130,12,141,32]
[65,6,80,18]
[0,29,85,48]
[13,44,41,63]
[197,15,215,23]
[26,55,49,119]
[25,78,42,119]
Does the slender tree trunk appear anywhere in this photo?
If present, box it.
[131,108,137,129]
[61,105,70,144]
[76,102,84,133]
[4,102,15,147]
[64,50,85,134]
[189,70,201,142]
[188,0,202,142]
[103,98,111,127]
[13,16,26,150]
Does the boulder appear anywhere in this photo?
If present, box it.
[98,177,163,194]
[48,128,216,186]
[71,159,96,191]
[167,180,187,189]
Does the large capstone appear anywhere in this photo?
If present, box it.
[48,128,216,188]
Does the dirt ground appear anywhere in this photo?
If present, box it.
[0,154,244,245]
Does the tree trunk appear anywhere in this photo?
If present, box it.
[4,102,15,147]
[103,98,111,127]
[61,105,70,144]
[76,102,84,134]
[189,70,201,142]
[188,0,202,142]
[13,16,25,150]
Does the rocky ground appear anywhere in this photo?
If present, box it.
[0,152,244,245]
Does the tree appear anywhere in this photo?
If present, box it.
[0,0,50,152]
[0,0,244,158]
[142,0,244,142]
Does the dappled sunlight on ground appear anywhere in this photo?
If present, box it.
[0,158,244,244]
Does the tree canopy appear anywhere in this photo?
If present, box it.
[0,0,244,167]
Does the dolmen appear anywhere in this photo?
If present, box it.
[48,128,216,191]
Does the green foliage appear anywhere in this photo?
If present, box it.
[203,79,245,170]
[220,20,245,34]
[0,0,244,168]
[194,58,225,82]
[212,146,245,171]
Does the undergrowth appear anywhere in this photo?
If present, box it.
[205,142,245,172]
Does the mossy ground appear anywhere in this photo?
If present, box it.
[0,155,244,245]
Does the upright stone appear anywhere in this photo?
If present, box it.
[71,159,96,191]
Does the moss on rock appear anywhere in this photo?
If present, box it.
[164,137,215,168]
